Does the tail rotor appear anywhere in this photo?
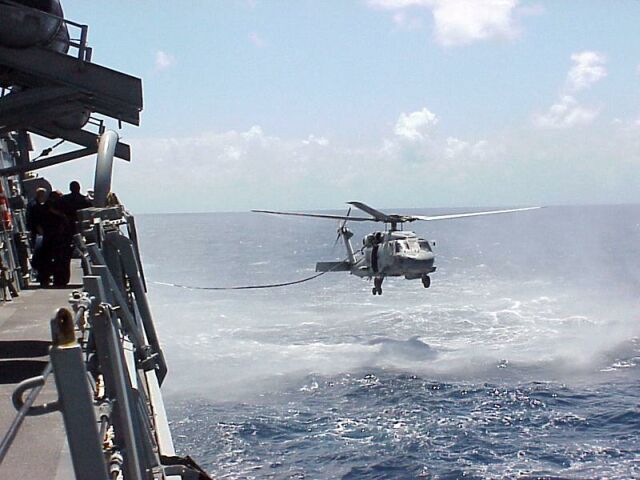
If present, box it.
[333,207,351,248]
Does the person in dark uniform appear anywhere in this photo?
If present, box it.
[26,188,49,281]
[26,187,48,247]
[55,181,92,286]
[60,181,92,220]
[38,191,68,287]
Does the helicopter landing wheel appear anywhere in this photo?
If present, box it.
[421,275,431,288]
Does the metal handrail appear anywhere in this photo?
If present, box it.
[0,363,53,465]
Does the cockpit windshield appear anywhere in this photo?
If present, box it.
[394,239,419,254]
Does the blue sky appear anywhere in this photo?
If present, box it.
[40,1,640,213]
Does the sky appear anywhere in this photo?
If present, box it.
[36,0,640,214]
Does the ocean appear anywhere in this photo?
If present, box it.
[137,205,640,479]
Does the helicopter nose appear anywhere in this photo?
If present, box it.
[402,254,434,271]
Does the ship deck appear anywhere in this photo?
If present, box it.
[0,265,82,479]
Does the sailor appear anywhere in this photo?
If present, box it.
[52,181,91,286]
[60,181,92,222]
[26,187,48,248]
[38,191,69,287]
[26,188,49,281]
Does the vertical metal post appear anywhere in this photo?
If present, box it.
[90,263,146,348]
[102,234,126,295]
[14,130,31,173]
[94,130,118,208]
[79,24,89,61]
[49,308,109,480]
[84,276,146,480]
[108,231,168,383]
[125,214,147,290]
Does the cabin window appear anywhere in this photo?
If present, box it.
[395,240,409,253]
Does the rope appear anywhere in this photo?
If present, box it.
[152,259,349,291]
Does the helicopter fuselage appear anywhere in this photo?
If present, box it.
[350,230,436,279]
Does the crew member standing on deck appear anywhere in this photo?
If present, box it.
[26,187,48,247]
[61,181,92,222]
[26,187,49,280]
[39,191,68,287]
[56,181,92,286]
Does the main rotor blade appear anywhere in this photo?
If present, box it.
[346,202,390,222]
[252,209,374,222]
[412,206,541,222]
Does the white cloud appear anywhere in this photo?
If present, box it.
[431,0,519,46]
[369,0,525,46]
[384,108,499,172]
[534,95,599,129]
[446,137,498,163]
[535,51,607,129]
[566,51,607,92]
[96,109,509,212]
[154,50,176,71]
[444,136,469,158]
[394,107,438,140]
[302,135,329,146]
[248,32,267,48]
[39,106,640,213]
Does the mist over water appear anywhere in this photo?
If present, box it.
[138,205,640,478]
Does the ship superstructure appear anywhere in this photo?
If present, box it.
[0,1,209,478]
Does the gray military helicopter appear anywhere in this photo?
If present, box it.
[253,202,539,295]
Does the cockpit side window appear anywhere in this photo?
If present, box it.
[406,239,419,252]
[419,239,432,252]
[395,240,409,253]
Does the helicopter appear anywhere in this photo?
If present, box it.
[253,202,540,295]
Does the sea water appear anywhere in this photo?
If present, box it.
[137,205,640,479]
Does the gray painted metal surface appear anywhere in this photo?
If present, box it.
[93,130,118,208]
[0,2,212,478]
[49,317,109,480]
[0,278,76,479]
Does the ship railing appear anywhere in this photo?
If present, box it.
[72,201,210,478]
[76,205,167,383]
[1,202,211,479]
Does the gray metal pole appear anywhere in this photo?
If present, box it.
[49,308,109,480]
[83,277,146,480]
[0,364,52,465]
[106,231,168,383]
[93,129,118,208]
